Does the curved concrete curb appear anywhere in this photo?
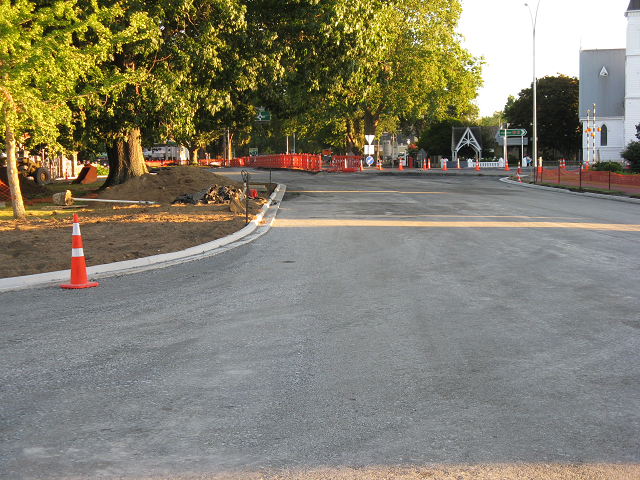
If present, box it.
[0,185,287,293]
[500,177,640,205]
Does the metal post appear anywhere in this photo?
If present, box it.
[593,103,597,168]
[525,2,539,169]
[503,123,508,166]
[242,170,250,225]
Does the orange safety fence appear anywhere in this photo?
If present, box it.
[230,154,323,172]
[537,167,640,194]
[0,179,11,202]
[326,155,361,173]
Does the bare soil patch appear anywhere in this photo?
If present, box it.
[0,167,270,279]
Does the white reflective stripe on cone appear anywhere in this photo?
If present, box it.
[72,224,81,236]
[71,248,84,257]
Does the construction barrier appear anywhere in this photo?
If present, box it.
[230,154,323,172]
[325,155,361,173]
[537,167,640,194]
[0,179,11,202]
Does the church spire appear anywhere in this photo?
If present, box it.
[628,0,640,12]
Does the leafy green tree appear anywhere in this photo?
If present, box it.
[0,0,144,218]
[342,0,483,152]
[480,111,503,126]
[621,124,640,171]
[504,75,581,160]
[417,118,464,158]
[245,0,482,154]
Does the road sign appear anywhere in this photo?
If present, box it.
[366,156,374,166]
[365,135,375,145]
[249,148,258,156]
[500,128,527,136]
[364,144,374,155]
[256,109,271,122]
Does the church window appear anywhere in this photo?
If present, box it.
[600,124,608,146]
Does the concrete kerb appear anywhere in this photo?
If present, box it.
[0,184,287,293]
[500,176,640,204]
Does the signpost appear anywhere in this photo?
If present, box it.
[256,109,271,123]
[364,135,376,163]
[500,128,527,167]
[500,128,527,137]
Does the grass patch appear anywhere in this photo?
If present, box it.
[0,205,78,221]
[519,179,638,198]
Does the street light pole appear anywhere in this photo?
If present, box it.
[525,1,539,169]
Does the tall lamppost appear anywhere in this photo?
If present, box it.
[525,1,539,169]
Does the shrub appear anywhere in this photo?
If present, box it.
[94,164,109,176]
[592,161,623,173]
[621,141,640,171]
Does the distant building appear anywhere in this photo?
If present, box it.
[579,1,640,163]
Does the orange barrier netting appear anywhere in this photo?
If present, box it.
[0,179,11,202]
[230,154,323,172]
[326,155,361,173]
[537,168,640,194]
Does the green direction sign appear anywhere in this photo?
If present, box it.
[500,128,527,137]
[256,109,271,122]
[249,148,258,156]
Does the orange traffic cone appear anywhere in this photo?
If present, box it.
[517,161,521,175]
[442,159,447,171]
[377,159,383,170]
[422,159,427,170]
[360,160,364,171]
[475,159,480,171]
[427,158,431,170]
[456,157,461,169]
[61,214,99,289]
[517,173,522,183]
[504,158,510,171]
[398,159,403,170]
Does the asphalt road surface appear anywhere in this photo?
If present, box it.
[1,170,639,479]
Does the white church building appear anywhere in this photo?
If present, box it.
[579,0,640,163]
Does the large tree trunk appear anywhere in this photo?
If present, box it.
[189,146,199,166]
[3,116,26,220]
[364,108,380,137]
[102,128,149,188]
[345,119,357,154]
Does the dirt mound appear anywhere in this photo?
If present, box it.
[0,166,268,279]
[97,167,244,205]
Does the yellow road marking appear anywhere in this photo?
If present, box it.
[273,219,640,231]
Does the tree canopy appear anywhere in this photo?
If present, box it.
[2,0,484,216]
[0,0,148,218]
[503,74,581,160]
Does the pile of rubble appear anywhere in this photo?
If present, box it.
[171,185,241,205]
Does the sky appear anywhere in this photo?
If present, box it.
[458,0,630,117]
